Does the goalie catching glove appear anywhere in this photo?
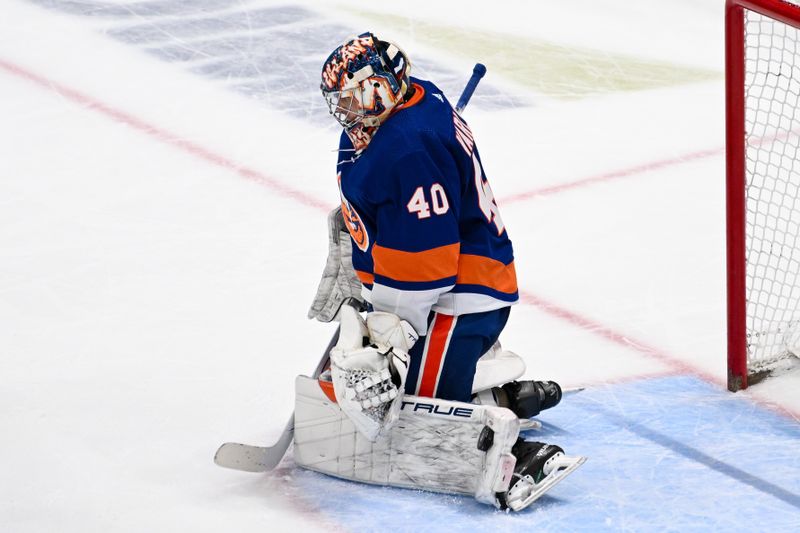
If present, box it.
[330,305,418,441]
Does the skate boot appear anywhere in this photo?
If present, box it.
[498,439,586,511]
[493,380,562,419]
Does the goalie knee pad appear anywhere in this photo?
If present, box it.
[494,380,562,419]
[471,347,526,394]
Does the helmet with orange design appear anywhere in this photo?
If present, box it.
[320,32,411,152]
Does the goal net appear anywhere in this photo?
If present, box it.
[727,0,800,390]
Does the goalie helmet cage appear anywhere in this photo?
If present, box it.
[726,0,800,391]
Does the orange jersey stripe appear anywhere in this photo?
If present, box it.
[456,254,518,294]
[418,313,454,397]
[355,269,374,285]
[372,243,459,283]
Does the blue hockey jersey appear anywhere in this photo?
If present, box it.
[337,77,518,335]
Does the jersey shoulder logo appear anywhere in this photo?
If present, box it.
[338,173,370,252]
[433,93,444,103]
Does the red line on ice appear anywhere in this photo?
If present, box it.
[0,58,330,212]
[6,58,798,420]
[499,147,724,204]
[519,290,722,384]
[0,57,725,382]
[524,292,800,419]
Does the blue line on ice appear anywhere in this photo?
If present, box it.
[287,376,800,532]
[30,0,527,122]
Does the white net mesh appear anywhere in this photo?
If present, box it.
[744,9,800,371]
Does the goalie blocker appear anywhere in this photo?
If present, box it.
[293,374,586,511]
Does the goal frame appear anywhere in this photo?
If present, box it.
[726,0,800,391]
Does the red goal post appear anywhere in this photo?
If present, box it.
[726,0,800,391]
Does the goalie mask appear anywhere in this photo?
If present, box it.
[321,32,411,152]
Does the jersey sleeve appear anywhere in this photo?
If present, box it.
[369,149,460,335]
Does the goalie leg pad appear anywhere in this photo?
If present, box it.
[293,375,519,506]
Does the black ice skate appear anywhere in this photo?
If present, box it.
[493,380,562,419]
[498,439,587,511]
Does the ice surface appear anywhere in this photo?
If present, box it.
[40,1,528,123]
[292,377,800,531]
[1,0,798,532]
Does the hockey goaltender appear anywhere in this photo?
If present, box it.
[293,32,587,511]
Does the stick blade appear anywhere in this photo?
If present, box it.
[214,442,284,472]
[214,414,295,472]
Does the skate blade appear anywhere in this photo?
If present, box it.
[506,455,587,512]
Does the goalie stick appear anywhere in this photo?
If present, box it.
[455,63,486,114]
[215,65,489,473]
[214,328,340,472]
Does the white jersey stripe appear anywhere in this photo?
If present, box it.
[453,117,474,141]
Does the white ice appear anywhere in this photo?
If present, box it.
[1,1,798,532]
